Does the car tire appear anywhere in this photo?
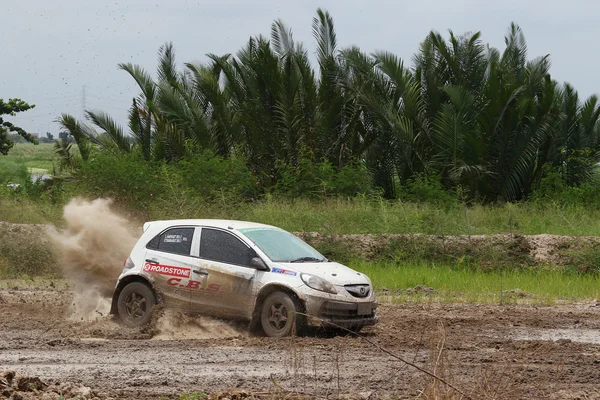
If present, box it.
[117,282,156,327]
[260,291,299,338]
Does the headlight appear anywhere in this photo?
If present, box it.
[300,273,337,294]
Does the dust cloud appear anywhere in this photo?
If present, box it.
[47,198,139,320]
[46,198,245,337]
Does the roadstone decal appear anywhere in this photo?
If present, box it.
[272,267,297,276]
[143,262,191,278]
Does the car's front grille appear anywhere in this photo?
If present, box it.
[345,284,370,298]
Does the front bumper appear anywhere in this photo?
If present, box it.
[306,299,378,329]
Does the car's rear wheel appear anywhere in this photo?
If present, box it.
[117,282,156,327]
[260,292,298,337]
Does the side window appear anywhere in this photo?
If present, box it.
[200,228,255,266]
[147,227,194,256]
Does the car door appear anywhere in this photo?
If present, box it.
[143,226,196,309]
[189,227,259,318]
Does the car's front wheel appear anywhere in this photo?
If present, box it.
[117,282,156,327]
[260,292,299,337]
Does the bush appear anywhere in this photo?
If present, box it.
[76,151,169,212]
[72,150,258,219]
[274,158,372,198]
[531,169,600,207]
[175,151,258,200]
[403,173,458,208]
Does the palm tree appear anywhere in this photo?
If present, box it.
[56,10,600,202]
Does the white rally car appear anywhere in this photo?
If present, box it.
[110,219,378,337]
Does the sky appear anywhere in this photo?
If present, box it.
[3,0,599,137]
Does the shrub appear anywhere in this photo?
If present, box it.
[403,173,458,208]
[175,151,258,200]
[75,151,169,212]
[531,169,600,208]
[274,158,371,198]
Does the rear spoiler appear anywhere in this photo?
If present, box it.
[143,222,153,232]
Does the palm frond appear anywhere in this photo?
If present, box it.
[56,114,92,161]
[85,110,131,153]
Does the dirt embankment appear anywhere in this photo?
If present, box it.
[297,232,600,270]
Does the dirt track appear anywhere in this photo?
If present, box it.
[2,285,600,399]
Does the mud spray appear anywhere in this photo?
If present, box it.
[47,198,245,339]
[47,198,138,321]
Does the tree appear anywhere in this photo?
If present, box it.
[55,10,600,202]
[58,130,74,143]
[0,98,37,155]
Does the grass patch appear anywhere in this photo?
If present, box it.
[0,191,65,225]
[2,143,57,178]
[247,197,600,236]
[352,260,600,304]
[6,192,600,235]
[0,158,29,185]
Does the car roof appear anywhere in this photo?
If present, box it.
[143,219,281,232]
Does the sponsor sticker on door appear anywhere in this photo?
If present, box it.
[143,262,191,278]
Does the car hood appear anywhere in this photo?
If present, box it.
[276,261,369,286]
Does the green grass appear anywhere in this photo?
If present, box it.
[5,191,600,236]
[353,260,600,304]
[0,191,65,225]
[245,197,600,236]
[5,142,57,170]
[0,143,57,184]
[4,143,600,236]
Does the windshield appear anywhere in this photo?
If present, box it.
[239,228,326,263]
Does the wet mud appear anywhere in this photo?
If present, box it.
[2,286,600,399]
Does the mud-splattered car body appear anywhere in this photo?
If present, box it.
[111,219,378,335]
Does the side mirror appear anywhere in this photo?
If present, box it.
[249,257,268,271]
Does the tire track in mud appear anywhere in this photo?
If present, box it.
[2,287,600,399]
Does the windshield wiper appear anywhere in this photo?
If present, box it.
[289,256,324,263]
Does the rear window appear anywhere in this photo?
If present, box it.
[147,227,194,256]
